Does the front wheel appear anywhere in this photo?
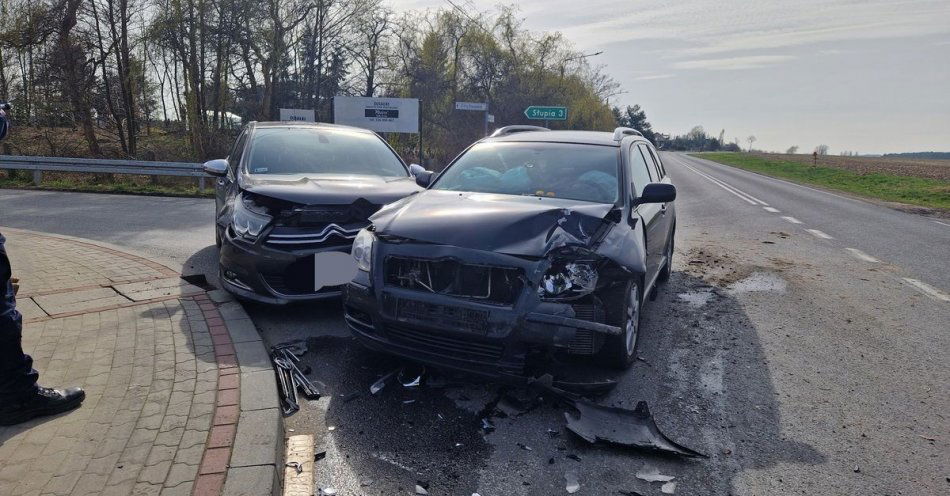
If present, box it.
[598,280,641,369]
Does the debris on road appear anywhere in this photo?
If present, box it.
[565,470,580,493]
[271,342,321,416]
[370,368,399,395]
[661,481,677,494]
[415,483,429,495]
[635,466,675,483]
[565,400,706,458]
[399,365,425,387]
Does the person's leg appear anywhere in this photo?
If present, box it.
[0,236,39,402]
[0,233,84,425]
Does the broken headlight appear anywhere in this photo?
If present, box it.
[231,193,272,240]
[351,228,375,272]
[538,261,598,300]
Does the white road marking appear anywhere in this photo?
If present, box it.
[680,153,865,204]
[763,207,780,213]
[902,278,950,303]
[932,220,950,228]
[676,159,762,205]
[806,229,834,239]
[781,216,803,224]
[845,248,879,263]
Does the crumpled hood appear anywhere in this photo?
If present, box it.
[371,190,615,256]
[239,173,422,205]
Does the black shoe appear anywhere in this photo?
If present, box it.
[0,386,85,426]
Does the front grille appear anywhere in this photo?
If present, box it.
[278,199,380,227]
[384,256,524,305]
[386,323,505,362]
[264,224,362,249]
[266,199,380,249]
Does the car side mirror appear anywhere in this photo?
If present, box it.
[414,170,434,187]
[634,182,676,205]
[203,158,229,177]
[409,163,425,176]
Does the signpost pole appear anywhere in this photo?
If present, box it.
[418,100,424,166]
[484,104,489,137]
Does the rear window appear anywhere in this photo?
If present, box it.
[432,142,619,204]
[245,127,407,177]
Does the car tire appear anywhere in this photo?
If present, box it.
[599,280,641,369]
[657,227,674,283]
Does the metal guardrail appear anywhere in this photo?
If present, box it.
[0,154,208,189]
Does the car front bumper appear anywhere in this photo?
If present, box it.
[342,242,622,377]
[218,226,351,305]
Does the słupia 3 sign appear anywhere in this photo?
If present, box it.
[524,106,568,121]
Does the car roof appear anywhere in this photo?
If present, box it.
[248,121,377,134]
[483,130,636,147]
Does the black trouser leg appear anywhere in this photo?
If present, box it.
[0,234,39,402]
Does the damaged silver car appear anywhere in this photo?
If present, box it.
[343,126,676,374]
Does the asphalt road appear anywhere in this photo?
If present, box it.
[1,153,947,495]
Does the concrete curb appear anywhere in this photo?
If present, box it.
[207,289,284,496]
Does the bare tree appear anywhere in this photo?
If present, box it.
[786,145,798,154]
[815,144,829,155]
[746,135,756,152]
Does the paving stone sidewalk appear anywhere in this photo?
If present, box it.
[0,227,282,496]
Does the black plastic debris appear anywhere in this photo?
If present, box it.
[565,400,706,458]
[618,490,646,496]
[552,378,618,396]
[314,451,326,461]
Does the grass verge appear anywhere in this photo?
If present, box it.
[0,174,214,198]
[691,152,950,211]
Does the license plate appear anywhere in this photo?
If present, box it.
[313,251,357,291]
[396,298,489,334]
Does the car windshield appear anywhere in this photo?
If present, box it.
[245,127,407,177]
[432,142,619,204]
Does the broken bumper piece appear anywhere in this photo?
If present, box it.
[565,400,706,458]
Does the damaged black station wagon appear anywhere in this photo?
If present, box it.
[344,126,676,374]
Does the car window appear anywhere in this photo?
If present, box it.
[628,145,653,197]
[645,144,665,177]
[228,130,248,172]
[638,143,660,181]
[246,127,407,177]
[431,142,619,204]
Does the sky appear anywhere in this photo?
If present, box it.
[390,0,950,154]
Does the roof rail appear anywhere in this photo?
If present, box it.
[490,125,550,137]
[613,127,644,141]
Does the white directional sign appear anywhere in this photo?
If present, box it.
[487,113,495,123]
[333,96,419,133]
[279,108,315,122]
[455,101,488,111]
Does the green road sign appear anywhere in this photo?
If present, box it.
[524,106,567,121]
